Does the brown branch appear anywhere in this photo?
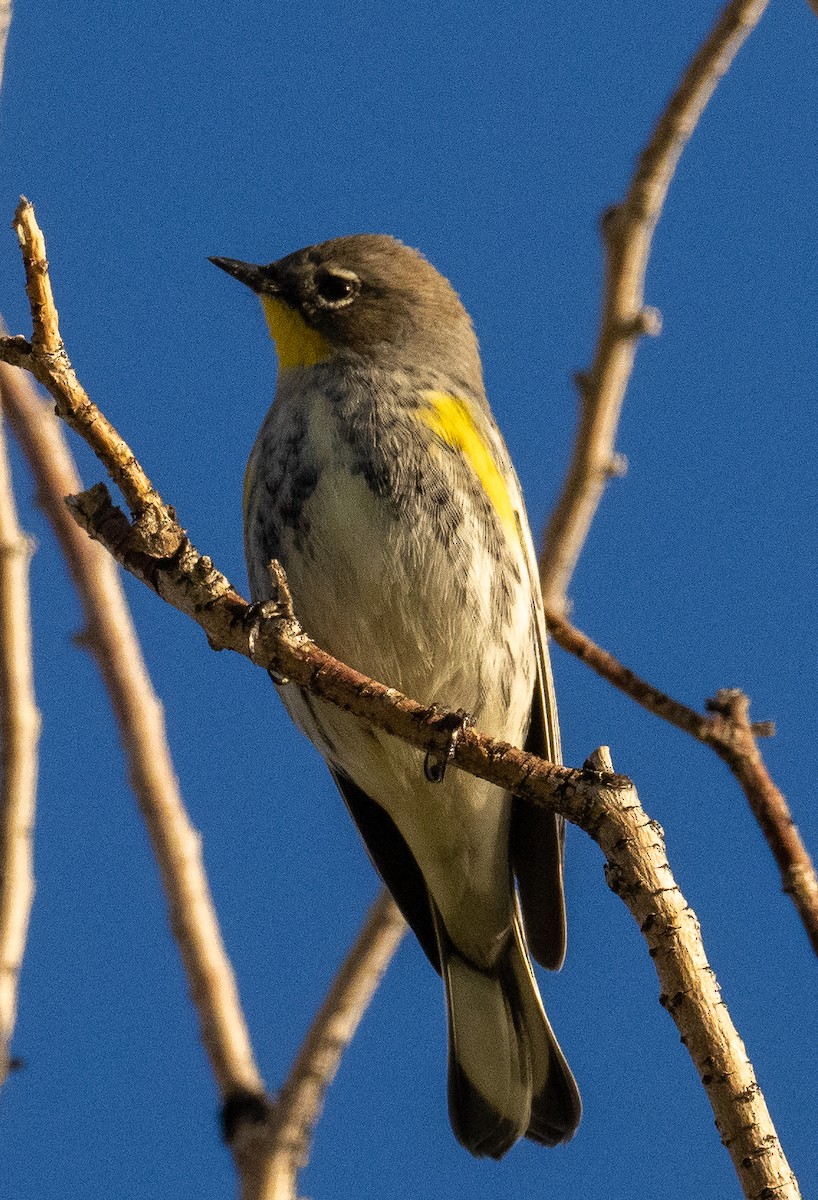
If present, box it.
[241,893,406,1200]
[0,360,264,1105]
[540,0,770,614]
[0,202,802,1200]
[547,613,818,956]
[0,0,11,95]
[8,200,172,540]
[275,892,405,1167]
[0,405,39,1089]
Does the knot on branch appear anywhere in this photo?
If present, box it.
[704,688,775,744]
[66,483,187,573]
[0,334,33,362]
[616,307,663,339]
[607,452,629,479]
[600,203,626,247]
[221,1088,275,1146]
[707,688,750,724]
[131,498,186,558]
[66,483,135,553]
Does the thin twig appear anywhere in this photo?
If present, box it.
[0,0,11,95]
[0,405,39,1089]
[8,200,171,536]
[263,893,405,1200]
[0,204,801,1200]
[540,0,770,614]
[227,891,405,1200]
[546,613,818,957]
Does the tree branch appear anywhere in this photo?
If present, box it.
[0,360,264,1106]
[547,612,818,957]
[0,200,802,1200]
[0,403,39,1090]
[250,892,406,1200]
[540,0,770,615]
[0,0,11,95]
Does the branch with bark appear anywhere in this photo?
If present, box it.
[547,613,818,955]
[1,2,812,1194]
[0,400,39,1089]
[540,0,770,615]
[0,198,802,1200]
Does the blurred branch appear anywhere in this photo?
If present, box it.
[540,0,770,615]
[0,0,10,94]
[0,359,264,1107]
[0,405,39,1090]
[547,612,818,956]
[231,892,406,1200]
[272,892,405,1185]
[0,201,802,1200]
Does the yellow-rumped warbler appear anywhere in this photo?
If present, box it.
[211,236,581,1158]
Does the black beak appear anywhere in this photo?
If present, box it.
[208,257,279,295]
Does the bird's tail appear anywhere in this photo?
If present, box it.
[437,912,581,1159]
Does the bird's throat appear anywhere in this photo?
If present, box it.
[260,296,332,370]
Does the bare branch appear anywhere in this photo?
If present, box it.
[226,893,405,1200]
[0,0,11,95]
[0,360,263,1105]
[547,613,818,956]
[267,893,405,1199]
[7,200,173,536]
[540,0,770,614]
[0,202,801,1200]
[0,404,39,1090]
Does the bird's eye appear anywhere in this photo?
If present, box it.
[314,268,358,306]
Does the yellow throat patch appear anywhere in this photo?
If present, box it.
[420,391,517,534]
[260,295,332,370]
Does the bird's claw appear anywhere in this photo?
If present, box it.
[244,599,290,684]
[424,708,473,784]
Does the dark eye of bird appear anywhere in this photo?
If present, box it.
[314,269,358,305]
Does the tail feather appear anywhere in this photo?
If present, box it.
[508,918,582,1146]
[436,910,581,1159]
[444,950,531,1158]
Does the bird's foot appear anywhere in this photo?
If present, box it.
[424,708,473,784]
[244,599,290,684]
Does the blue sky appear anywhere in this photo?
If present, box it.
[2,1,817,1196]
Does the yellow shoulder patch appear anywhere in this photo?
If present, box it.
[419,391,517,534]
[260,295,332,370]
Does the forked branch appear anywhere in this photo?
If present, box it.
[547,613,818,955]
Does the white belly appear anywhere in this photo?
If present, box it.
[245,382,537,960]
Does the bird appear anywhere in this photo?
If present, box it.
[210,235,581,1158]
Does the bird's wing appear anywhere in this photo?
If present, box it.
[510,512,568,971]
[330,767,441,972]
